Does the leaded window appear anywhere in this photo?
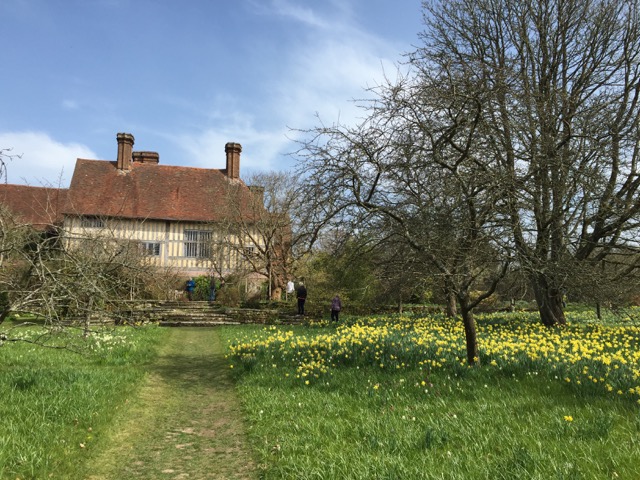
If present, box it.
[183,230,212,258]
[141,242,161,256]
[80,216,104,228]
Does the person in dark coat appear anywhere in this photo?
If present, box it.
[297,282,307,315]
[331,294,342,322]
[208,277,217,302]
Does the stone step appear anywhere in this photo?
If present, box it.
[129,315,236,324]
[129,310,229,317]
[61,301,307,327]
[159,320,242,327]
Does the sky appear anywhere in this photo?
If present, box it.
[0,0,424,187]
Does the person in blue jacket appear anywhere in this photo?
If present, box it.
[185,277,196,301]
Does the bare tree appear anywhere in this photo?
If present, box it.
[0,205,169,342]
[216,171,303,300]
[0,148,20,183]
[365,233,435,313]
[296,69,510,364]
[415,0,640,325]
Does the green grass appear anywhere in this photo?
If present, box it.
[227,366,640,479]
[221,313,640,479]
[2,311,640,479]
[86,328,257,480]
[0,323,168,479]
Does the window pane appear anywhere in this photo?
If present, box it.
[81,216,104,228]
[183,229,211,258]
[141,242,160,256]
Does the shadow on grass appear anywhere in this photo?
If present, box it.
[150,352,233,389]
[144,329,234,391]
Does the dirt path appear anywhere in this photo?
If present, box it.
[86,328,257,480]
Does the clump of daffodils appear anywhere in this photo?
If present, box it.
[228,313,640,400]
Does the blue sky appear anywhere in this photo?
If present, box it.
[0,0,423,186]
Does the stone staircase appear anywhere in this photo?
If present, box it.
[116,300,299,327]
[139,301,238,326]
[57,301,305,327]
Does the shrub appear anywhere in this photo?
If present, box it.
[217,284,241,307]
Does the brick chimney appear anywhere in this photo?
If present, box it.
[132,151,160,164]
[116,133,135,170]
[225,142,241,179]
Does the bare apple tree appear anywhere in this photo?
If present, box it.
[296,67,510,364]
[0,204,169,342]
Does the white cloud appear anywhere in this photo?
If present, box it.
[248,0,334,29]
[268,0,332,29]
[62,99,80,110]
[170,1,411,175]
[268,6,408,138]
[173,122,290,175]
[0,131,96,187]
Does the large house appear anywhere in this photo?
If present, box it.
[0,133,266,278]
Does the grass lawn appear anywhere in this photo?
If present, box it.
[86,327,257,480]
[2,310,639,479]
[222,312,640,479]
[0,321,169,479]
[0,324,257,480]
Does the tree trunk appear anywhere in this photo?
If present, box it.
[443,281,457,317]
[84,297,93,337]
[531,275,566,326]
[0,308,10,325]
[460,304,479,365]
[442,278,458,317]
[446,293,457,317]
[269,266,282,301]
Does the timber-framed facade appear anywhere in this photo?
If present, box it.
[0,133,267,278]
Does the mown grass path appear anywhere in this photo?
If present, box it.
[86,328,257,480]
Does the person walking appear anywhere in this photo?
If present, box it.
[330,294,342,322]
[296,282,307,315]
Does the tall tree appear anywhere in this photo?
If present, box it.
[0,147,18,183]
[416,0,640,325]
[297,70,509,364]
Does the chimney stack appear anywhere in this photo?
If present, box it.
[132,151,160,164]
[225,142,241,179]
[116,133,135,170]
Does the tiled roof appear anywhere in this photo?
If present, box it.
[0,184,67,229]
[63,159,257,222]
